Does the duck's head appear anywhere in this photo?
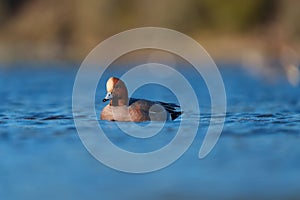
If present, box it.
[102,77,128,106]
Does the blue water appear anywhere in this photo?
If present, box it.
[1,62,300,199]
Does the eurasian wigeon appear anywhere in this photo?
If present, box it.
[101,77,182,122]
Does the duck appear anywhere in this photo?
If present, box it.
[100,77,182,122]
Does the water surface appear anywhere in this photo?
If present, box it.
[1,63,300,199]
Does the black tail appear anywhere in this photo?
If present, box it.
[171,111,183,120]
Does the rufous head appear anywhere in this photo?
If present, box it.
[102,77,128,106]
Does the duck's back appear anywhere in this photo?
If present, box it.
[129,98,182,120]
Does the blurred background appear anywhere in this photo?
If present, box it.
[0,0,299,62]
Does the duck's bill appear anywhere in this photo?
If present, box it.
[102,92,113,102]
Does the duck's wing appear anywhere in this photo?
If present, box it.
[129,98,182,120]
[128,98,141,105]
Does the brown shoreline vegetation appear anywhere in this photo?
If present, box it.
[0,0,299,63]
